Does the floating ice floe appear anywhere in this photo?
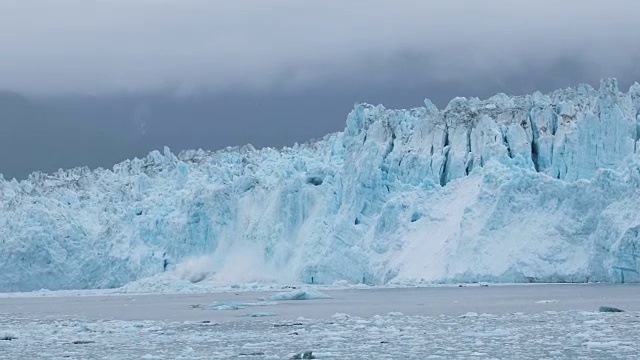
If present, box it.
[263,290,332,301]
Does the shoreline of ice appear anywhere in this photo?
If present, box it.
[0,280,631,299]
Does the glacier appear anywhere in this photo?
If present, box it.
[1,78,640,292]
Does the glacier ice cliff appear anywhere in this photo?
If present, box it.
[1,78,640,292]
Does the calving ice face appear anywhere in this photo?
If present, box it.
[1,78,639,292]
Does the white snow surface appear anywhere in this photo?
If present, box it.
[1,78,640,292]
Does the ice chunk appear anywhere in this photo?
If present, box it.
[331,313,351,320]
[206,301,273,310]
[459,312,479,318]
[207,302,247,310]
[598,306,624,313]
[263,290,331,301]
[237,312,277,317]
[290,351,316,359]
[387,311,404,316]
[535,300,558,304]
[0,332,18,341]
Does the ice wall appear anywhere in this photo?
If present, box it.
[1,78,639,292]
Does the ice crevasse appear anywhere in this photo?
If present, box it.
[1,78,640,292]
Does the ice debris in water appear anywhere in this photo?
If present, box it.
[459,312,479,318]
[290,351,316,359]
[331,313,351,320]
[0,333,17,341]
[206,301,272,310]
[263,290,332,301]
[237,312,277,318]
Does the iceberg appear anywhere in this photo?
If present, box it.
[1,78,639,292]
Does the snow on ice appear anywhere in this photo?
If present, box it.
[1,78,640,292]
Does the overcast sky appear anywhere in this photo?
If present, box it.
[2,0,640,179]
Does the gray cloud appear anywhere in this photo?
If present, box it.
[1,0,639,94]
